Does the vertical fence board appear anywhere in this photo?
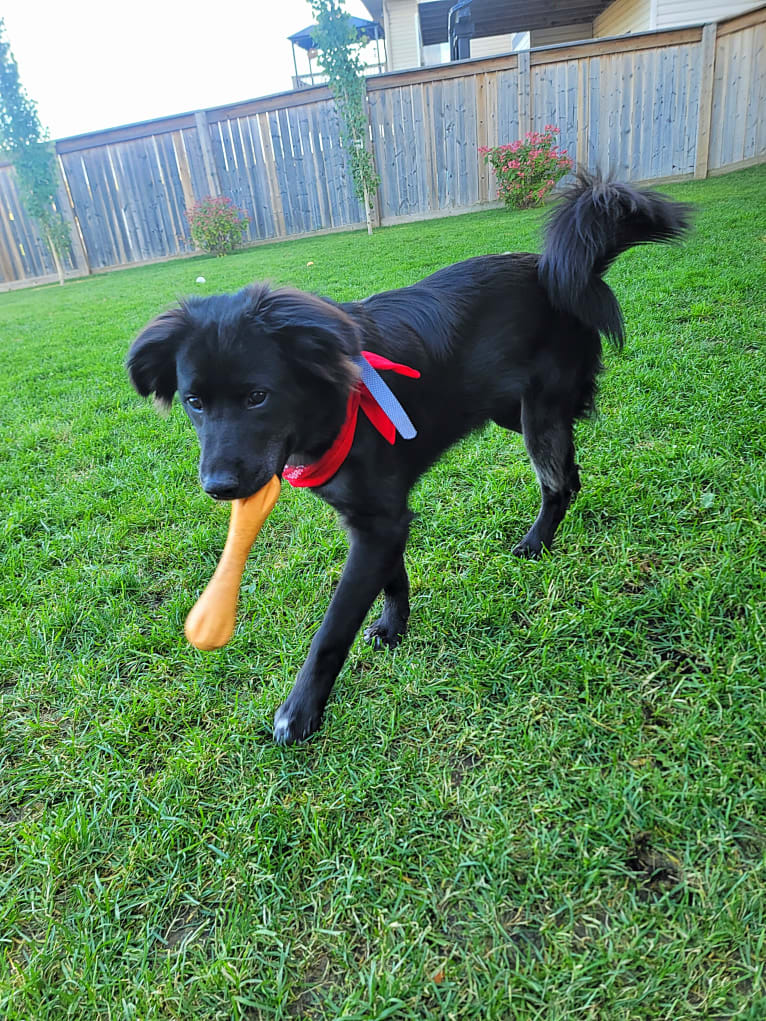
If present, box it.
[496,67,519,142]
[391,89,408,215]
[517,49,531,136]
[423,82,440,211]
[411,84,430,215]
[224,119,251,221]
[66,154,96,269]
[443,78,457,207]
[709,33,729,171]
[110,145,142,261]
[295,105,319,230]
[477,73,488,202]
[269,110,293,234]
[285,106,307,233]
[587,56,600,172]
[744,24,766,160]
[637,50,655,180]
[244,116,276,239]
[436,79,448,210]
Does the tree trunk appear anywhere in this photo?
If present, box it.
[363,183,373,236]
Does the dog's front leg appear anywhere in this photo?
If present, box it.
[273,518,409,745]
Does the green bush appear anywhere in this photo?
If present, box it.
[185,195,249,256]
[480,127,573,210]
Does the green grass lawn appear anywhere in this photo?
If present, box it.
[1,165,764,1019]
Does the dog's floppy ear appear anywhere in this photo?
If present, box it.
[249,287,361,390]
[127,307,189,410]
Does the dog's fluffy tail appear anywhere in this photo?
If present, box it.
[538,172,693,346]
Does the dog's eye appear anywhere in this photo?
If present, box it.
[247,390,268,408]
[186,395,203,412]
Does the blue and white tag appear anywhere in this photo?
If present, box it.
[353,356,418,440]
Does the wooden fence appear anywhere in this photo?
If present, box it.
[0,6,763,289]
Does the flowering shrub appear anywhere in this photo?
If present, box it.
[479,126,573,210]
[185,196,249,256]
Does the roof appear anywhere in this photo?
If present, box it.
[360,1,383,20]
[418,0,614,46]
[288,16,384,52]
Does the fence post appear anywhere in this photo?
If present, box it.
[194,110,221,196]
[517,49,532,137]
[695,23,718,179]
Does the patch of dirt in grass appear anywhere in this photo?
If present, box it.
[0,805,25,826]
[140,585,170,610]
[33,709,75,739]
[512,928,543,956]
[621,556,660,594]
[640,700,671,728]
[731,820,766,863]
[163,906,212,951]
[499,911,543,957]
[571,905,611,945]
[450,750,481,788]
[657,647,712,676]
[626,832,693,902]
[288,952,347,1018]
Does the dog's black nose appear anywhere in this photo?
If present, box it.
[202,475,240,501]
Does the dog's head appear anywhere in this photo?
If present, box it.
[127,283,361,499]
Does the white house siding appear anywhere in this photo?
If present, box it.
[594,0,652,36]
[530,23,594,46]
[655,0,762,28]
[385,0,422,69]
[470,33,517,58]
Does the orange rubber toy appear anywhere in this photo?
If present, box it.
[184,475,281,650]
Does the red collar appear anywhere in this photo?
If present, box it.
[283,351,420,488]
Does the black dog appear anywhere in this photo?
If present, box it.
[128,174,691,744]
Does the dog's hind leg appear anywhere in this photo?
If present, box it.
[513,398,580,558]
[364,557,410,649]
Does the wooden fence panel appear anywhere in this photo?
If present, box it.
[414,73,482,214]
[232,98,365,235]
[58,134,194,269]
[178,126,213,204]
[709,20,766,170]
[530,58,580,159]
[540,37,706,182]
[494,67,521,144]
[0,163,78,285]
[0,165,55,281]
[370,83,434,218]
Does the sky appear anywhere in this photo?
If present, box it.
[1,0,374,141]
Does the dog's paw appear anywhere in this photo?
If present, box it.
[512,535,544,559]
[273,698,323,745]
[363,616,406,650]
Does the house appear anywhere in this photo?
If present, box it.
[360,0,764,70]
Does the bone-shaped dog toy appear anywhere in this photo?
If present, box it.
[184,475,281,650]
